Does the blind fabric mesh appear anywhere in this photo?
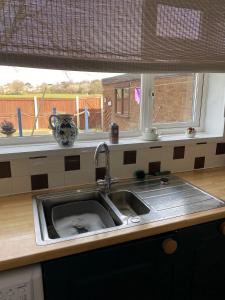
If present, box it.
[0,0,225,72]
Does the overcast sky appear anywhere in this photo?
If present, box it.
[0,66,121,86]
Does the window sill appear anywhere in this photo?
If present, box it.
[115,113,129,118]
[0,132,223,160]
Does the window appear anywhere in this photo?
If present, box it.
[141,73,203,131]
[115,88,130,117]
[0,66,204,145]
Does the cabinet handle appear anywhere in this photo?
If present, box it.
[162,238,178,255]
[219,222,225,235]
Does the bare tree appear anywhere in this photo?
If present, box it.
[5,80,25,94]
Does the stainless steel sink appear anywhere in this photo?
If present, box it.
[33,190,123,244]
[33,175,225,245]
[108,190,150,216]
[52,200,117,238]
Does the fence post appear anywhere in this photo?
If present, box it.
[17,108,23,137]
[50,107,57,129]
[52,107,56,115]
[101,96,104,130]
[75,96,80,129]
[34,96,39,129]
[85,107,89,131]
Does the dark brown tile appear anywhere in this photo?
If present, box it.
[123,150,136,165]
[29,156,47,159]
[64,155,80,171]
[194,157,205,169]
[96,167,106,180]
[149,146,162,149]
[216,143,225,155]
[0,161,11,178]
[149,161,161,175]
[31,174,48,190]
[173,146,185,159]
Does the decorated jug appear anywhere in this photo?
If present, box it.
[49,114,78,147]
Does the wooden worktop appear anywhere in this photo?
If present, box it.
[1,167,225,272]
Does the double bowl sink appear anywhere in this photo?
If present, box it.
[33,188,150,245]
[33,176,225,245]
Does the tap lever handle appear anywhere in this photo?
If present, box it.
[110,177,119,184]
[96,177,119,187]
[96,179,107,186]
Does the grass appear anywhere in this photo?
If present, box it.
[0,93,102,99]
[0,128,103,138]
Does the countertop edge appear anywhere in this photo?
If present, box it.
[1,206,225,272]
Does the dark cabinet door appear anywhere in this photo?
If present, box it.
[189,219,225,300]
[42,232,177,300]
[174,219,225,300]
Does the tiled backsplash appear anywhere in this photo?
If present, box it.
[0,141,225,196]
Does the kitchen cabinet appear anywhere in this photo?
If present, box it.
[42,232,176,300]
[174,219,225,300]
[42,218,225,300]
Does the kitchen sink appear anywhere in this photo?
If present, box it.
[108,190,150,216]
[33,175,225,245]
[52,199,117,238]
[33,190,123,244]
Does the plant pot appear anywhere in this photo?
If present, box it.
[1,129,16,137]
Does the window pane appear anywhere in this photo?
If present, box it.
[115,89,122,114]
[0,67,140,138]
[153,74,195,124]
[123,88,130,116]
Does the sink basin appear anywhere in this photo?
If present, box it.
[33,190,122,244]
[52,200,116,238]
[108,190,150,216]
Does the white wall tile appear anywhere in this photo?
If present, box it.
[205,154,225,168]
[28,157,48,175]
[193,143,216,157]
[65,170,95,186]
[47,156,65,173]
[48,172,65,188]
[11,158,29,177]
[12,176,31,194]
[0,178,13,196]
[110,151,123,177]
[80,152,95,171]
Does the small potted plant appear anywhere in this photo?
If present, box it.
[185,127,196,138]
[0,120,16,137]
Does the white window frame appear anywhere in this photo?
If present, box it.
[140,73,205,134]
[0,72,205,146]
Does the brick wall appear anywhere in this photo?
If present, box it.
[153,74,193,123]
[103,79,140,131]
[103,74,194,131]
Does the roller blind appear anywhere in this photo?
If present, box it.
[0,0,225,72]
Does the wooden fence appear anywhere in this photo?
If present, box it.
[0,96,103,131]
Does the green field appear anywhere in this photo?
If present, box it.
[0,93,102,99]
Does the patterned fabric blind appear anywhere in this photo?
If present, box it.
[0,0,225,72]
